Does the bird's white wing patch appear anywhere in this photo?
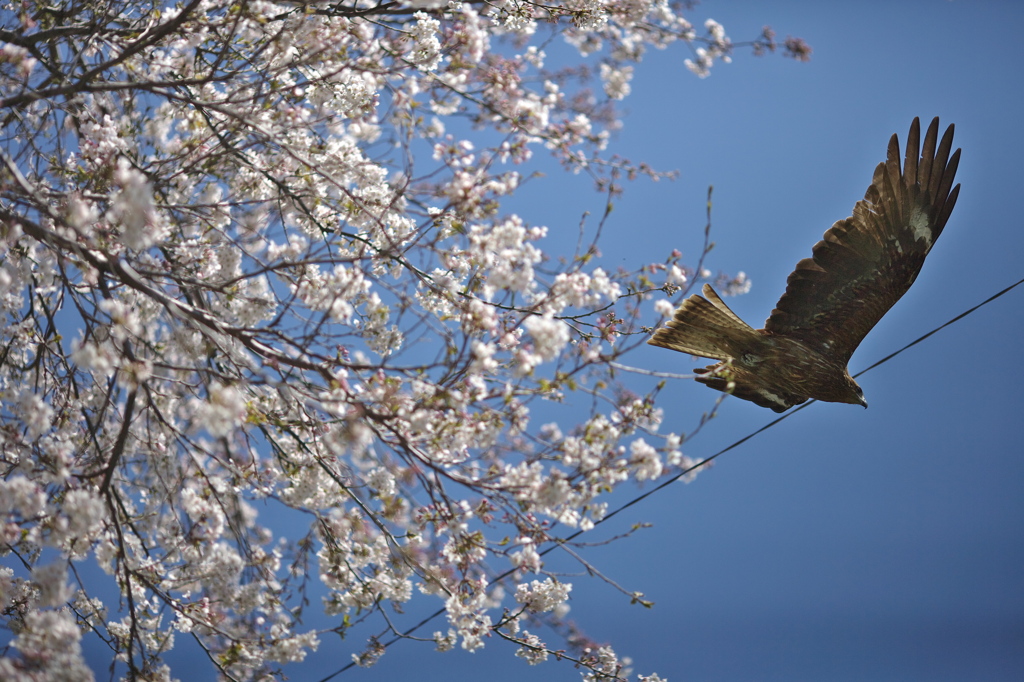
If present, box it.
[754,388,788,409]
[910,207,933,249]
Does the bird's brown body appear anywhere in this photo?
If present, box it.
[649,118,961,412]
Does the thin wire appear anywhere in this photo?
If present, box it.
[321,274,1024,681]
[587,272,1024,530]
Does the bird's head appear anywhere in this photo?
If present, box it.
[842,375,868,409]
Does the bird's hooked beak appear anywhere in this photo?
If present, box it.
[852,384,868,409]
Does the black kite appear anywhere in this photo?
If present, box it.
[648,117,961,412]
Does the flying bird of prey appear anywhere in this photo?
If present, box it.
[648,117,960,412]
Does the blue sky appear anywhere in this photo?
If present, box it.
[138,1,1024,680]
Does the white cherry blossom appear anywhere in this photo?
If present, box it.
[0,1,800,678]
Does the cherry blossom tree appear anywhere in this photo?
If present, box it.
[0,1,808,679]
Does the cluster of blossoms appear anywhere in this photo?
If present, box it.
[0,0,804,680]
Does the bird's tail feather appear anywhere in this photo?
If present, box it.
[648,284,757,360]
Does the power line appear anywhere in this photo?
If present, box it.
[579,274,1024,534]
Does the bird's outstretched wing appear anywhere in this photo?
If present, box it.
[764,117,960,364]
